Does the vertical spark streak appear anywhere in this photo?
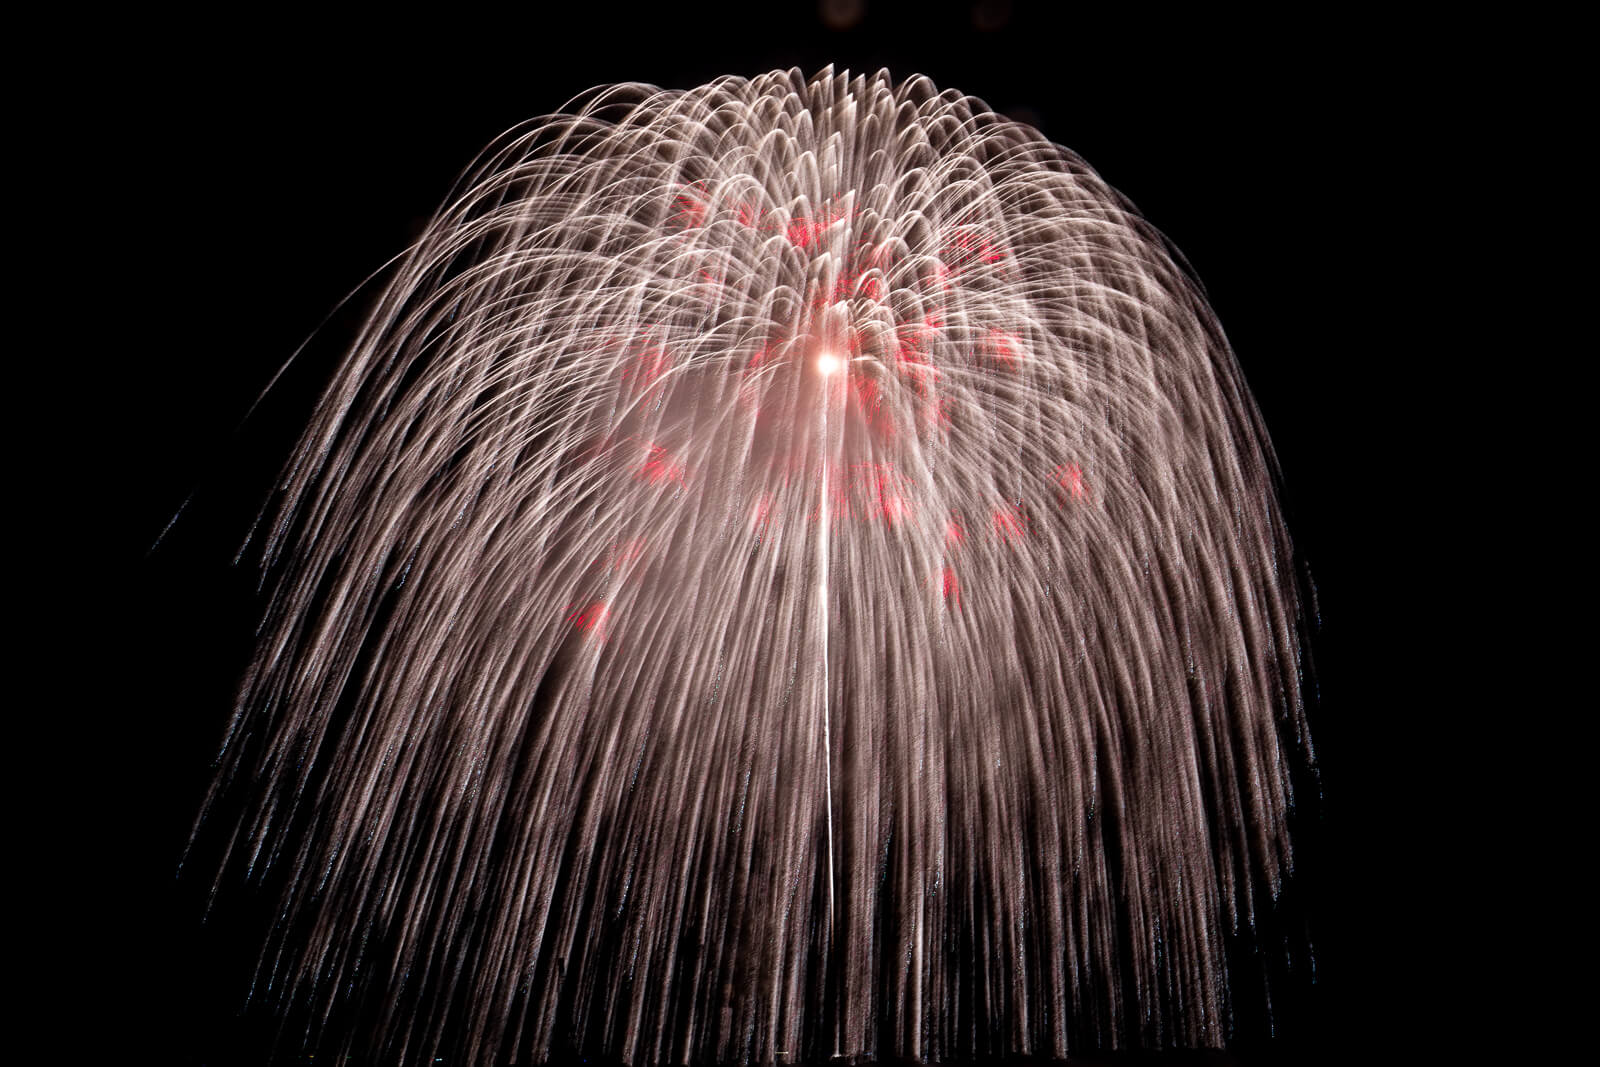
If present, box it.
[817,393,838,1059]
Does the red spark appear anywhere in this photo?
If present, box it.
[986,328,1023,368]
[638,442,687,489]
[566,602,612,644]
[861,464,912,525]
[670,185,709,229]
[944,226,1007,270]
[695,268,726,297]
[828,256,886,303]
[939,564,960,607]
[1054,462,1088,502]
[783,202,856,249]
[809,463,914,526]
[992,502,1028,544]
[786,218,824,247]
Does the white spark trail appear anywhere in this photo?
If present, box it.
[193,66,1316,1065]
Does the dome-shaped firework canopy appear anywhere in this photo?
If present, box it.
[199,66,1314,1064]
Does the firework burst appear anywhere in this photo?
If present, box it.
[194,67,1314,1064]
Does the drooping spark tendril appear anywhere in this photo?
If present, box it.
[196,67,1314,1064]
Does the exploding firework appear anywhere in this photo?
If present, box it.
[193,67,1315,1064]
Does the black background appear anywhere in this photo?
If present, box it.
[80,3,1460,1063]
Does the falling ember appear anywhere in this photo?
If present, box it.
[985,327,1024,368]
[990,501,1029,543]
[193,67,1316,1066]
[566,601,612,644]
[636,441,686,488]
[939,564,960,606]
[1055,461,1088,502]
[600,537,647,573]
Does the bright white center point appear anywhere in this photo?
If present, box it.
[816,352,842,376]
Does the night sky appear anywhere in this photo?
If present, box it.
[87,4,1448,1062]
